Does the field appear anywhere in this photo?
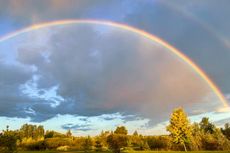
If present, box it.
[18,151,230,153]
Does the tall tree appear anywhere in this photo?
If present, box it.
[221,123,230,140]
[199,117,215,134]
[167,108,192,151]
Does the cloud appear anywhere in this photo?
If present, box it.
[1,0,230,96]
[0,24,222,124]
[61,123,93,131]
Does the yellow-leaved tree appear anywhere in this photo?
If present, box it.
[167,107,192,151]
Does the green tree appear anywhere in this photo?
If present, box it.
[167,108,192,151]
[36,125,45,138]
[45,130,54,138]
[20,124,44,140]
[221,123,230,140]
[114,126,128,135]
[107,133,128,153]
[199,117,215,134]
[0,126,18,153]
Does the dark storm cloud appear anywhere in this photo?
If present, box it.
[6,25,218,123]
[0,61,44,118]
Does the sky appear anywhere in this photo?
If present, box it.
[0,0,230,136]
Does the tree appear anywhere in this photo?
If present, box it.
[66,129,72,137]
[83,136,93,152]
[45,130,54,138]
[20,124,44,139]
[133,130,138,136]
[37,125,45,138]
[114,126,128,135]
[0,126,18,153]
[167,108,192,151]
[221,123,230,140]
[107,133,128,153]
[139,140,150,150]
[199,117,215,134]
[95,138,103,151]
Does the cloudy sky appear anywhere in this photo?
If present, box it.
[0,0,230,135]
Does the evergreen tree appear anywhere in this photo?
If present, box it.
[66,129,72,137]
[133,130,138,136]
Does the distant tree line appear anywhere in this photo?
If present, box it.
[0,108,230,153]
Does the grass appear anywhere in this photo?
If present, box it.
[18,151,230,153]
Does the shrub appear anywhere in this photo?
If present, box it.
[45,137,72,149]
[56,145,70,151]
[0,131,18,153]
[24,140,46,151]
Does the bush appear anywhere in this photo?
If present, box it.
[0,132,18,153]
[24,140,46,151]
[56,145,70,151]
[45,137,72,150]
[146,136,170,151]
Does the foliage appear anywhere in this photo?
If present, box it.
[20,139,46,151]
[0,127,18,153]
[221,123,230,140]
[95,138,103,151]
[56,145,70,151]
[1,109,230,152]
[20,124,44,140]
[199,117,216,134]
[66,129,72,137]
[44,137,72,150]
[83,136,93,152]
[167,108,192,151]
[146,136,170,151]
[107,133,128,153]
[114,126,128,135]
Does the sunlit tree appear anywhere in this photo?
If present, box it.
[167,108,192,151]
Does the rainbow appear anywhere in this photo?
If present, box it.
[0,19,229,109]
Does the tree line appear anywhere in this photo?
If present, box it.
[0,107,230,153]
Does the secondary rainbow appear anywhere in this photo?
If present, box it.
[0,19,229,109]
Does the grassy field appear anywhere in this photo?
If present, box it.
[18,151,230,153]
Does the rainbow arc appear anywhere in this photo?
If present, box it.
[0,19,229,109]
